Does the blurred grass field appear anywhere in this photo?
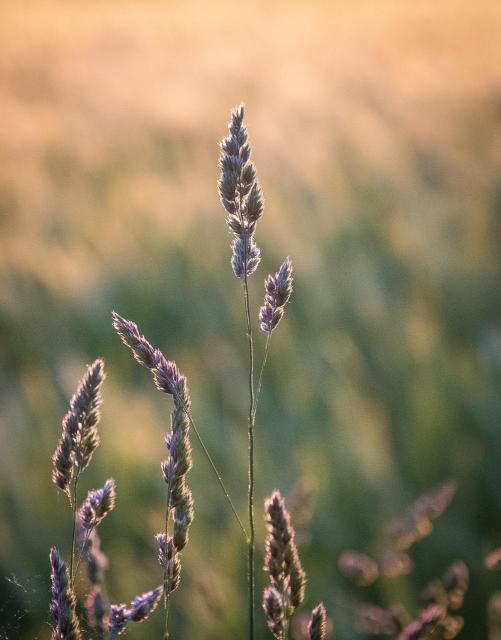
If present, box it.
[1,0,501,638]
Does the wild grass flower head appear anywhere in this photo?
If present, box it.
[112,311,189,407]
[52,358,105,494]
[155,532,181,593]
[80,479,116,530]
[264,490,306,614]
[308,603,327,640]
[109,586,163,635]
[109,604,129,636]
[262,586,284,639]
[260,257,293,333]
[49,547,81,640]
[218,104,263,279]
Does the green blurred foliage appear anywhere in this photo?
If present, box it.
[1,1,501,638]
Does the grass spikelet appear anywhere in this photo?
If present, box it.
[308,603,327,640]
[49,547,81,640]
[264,490,306,626]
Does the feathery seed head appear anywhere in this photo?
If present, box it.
[231,235,261,279]
[80,479,116,531]
[260,257,293,333]
[49,547,81,640]
[129,586,163,622]
[155,533,182,593]
[173,489,194,551]
[263,586,285,639]
[309,603,327,640]
[51,431,74,496]
[112,311,160,370]
[52,358,105,491]
[264,490,306,614]
[109,604,129,636]
[219,104,264,279]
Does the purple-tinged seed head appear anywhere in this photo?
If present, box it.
[49,547,81,640]
[155,533,182,593]
[128,586,163,622]
[259,257,293,333]
[263,586,285,639]
[109,604,129,636]
[112,311,161,370]
[264,490,306,615]
[231,235,261,279]
[219,105,264,279]
[152,356,182,397]
[80,479,116,531]
[308,602,327,640]
[52,358,105,492]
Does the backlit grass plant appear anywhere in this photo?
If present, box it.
[48,105,330,639]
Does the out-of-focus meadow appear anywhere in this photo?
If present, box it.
[1,1,501,637]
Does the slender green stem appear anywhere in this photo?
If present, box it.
[74,528,91,577]
[69,471,80,589]
[243,271,255,640]
[163,480,172,640]
[180,403,248,540]
[252,332,272,420]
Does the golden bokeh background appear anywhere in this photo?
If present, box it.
[1,1,501,638]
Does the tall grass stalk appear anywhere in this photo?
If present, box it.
[243,262,256,640]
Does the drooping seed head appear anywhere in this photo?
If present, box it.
[263,586,285,640]
[112,311,160,370]
[308,603,327,640]
[49,547,81,640]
